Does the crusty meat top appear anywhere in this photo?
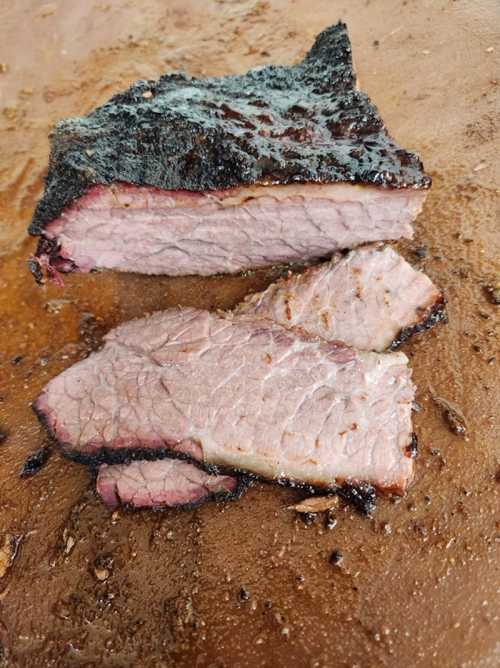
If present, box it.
[29,22,430,235]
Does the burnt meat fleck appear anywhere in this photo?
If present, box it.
[20,446,51,478]
[405,433,418,459]
[338,482,377,515]
[238,586,250,602]
[329,549,344,566]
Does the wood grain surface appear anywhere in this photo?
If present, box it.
[0,1,499,666]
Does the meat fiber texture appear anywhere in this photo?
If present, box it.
[96,458,240,509]
[96,245,443,508]
[34,309,416,494]
[237,244,446,352]
[29,22,430,281]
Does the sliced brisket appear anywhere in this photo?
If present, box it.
[237,245,445,351]
[34,309,415,493]
[32,183,425,279]
[96,458,240,509]
[95,246,441,508]
[29,22,430,281]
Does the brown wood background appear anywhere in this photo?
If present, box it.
[0,1,499,666]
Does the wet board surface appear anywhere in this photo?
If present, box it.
[0,1,499,666]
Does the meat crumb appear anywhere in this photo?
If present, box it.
[20,446,51,478]
[414,245,427,259]
[94,567,109,581]
[484,284,500,305]
[288,495,339,514]
[0,534,22,579]
[325,511,338,530]
[93,555,113,581]
[329,549,343,566]
[63,532,76,556]
[429,386,467,436]
[38,3,57,17]
[238,586,250,602]
[381,521,392,535]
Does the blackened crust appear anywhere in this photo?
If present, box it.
[337,483,377,515]
[32,396,221,473]
[389,294,447,350]
[29,22,430,236]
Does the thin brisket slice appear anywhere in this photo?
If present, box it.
[34,308,415,494]
[237,245,445,351]
[96,458,240,509]
[29,22,430,282]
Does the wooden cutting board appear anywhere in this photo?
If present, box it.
[0,1,498,666]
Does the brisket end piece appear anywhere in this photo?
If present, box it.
[237,245,446,351]
[96,458,242,510]
[33,308,416,494]
[29,22,430,280]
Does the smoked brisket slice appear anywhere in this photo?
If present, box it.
[31,183,425,280]
[96,458,241,509]
[34,309,416,493]
[237,245,445,351]
[96,247,443,509]
[29,22,430,281]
